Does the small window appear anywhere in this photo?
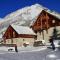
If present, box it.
[23,39,25,41]
[34,36,37,40]
[13,32,15,37]
[11,38,13,44]
[52,20,55,23]
[45,22,46,24]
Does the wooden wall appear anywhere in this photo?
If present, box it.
[31,10,60,32]
[18,34,36,38]
[3,25,18,39]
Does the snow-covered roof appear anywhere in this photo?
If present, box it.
[46,10,60,19]
[11,24,36,35]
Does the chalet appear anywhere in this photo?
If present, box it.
[31,10,60,43]
[3,24,36,46]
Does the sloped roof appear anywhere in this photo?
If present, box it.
[46,10,60,19]
[11,24,36,35]
[30,9,43,26]
[30,9,60,26]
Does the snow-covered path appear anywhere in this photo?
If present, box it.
[0,46,47,53]
[0,48,60,60]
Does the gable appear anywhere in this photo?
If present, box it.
[31,10,60,31]
[3,25,18,39]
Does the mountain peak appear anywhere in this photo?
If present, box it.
[4,3,46,19]
[33,3,44,7]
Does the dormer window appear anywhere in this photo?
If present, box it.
[52,20,55,23]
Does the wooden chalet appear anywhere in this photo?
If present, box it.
[31,10,60,43]
[3,24,36,46]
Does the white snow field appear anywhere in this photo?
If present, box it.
[0,46,47,53]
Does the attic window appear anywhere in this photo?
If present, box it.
[45,22,46,24]
[13,32,15,37]
[52,20,55,23]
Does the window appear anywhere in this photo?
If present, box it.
[45,22,46,24]
[11,38,13,44]
[23,39,25,41]
[34,36,37,40]
[13,31,15,38]
[52,20,55,23]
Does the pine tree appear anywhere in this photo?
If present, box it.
[49,27,58,50]
[52,27,58,39]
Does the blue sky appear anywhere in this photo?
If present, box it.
[0,0,60,18]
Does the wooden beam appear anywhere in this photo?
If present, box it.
[42,30,44,40]
[46,13,49,33]
[40,14,45,40]
[41,15,43,30]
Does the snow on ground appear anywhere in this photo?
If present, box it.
[47,54,57,59]
[18,46,47,52]
[0,46,47,53]
[0,46,15,51]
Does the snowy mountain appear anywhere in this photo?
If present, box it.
[0,4,47,34]
[0,3,60,38]
[3,4,46,25]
